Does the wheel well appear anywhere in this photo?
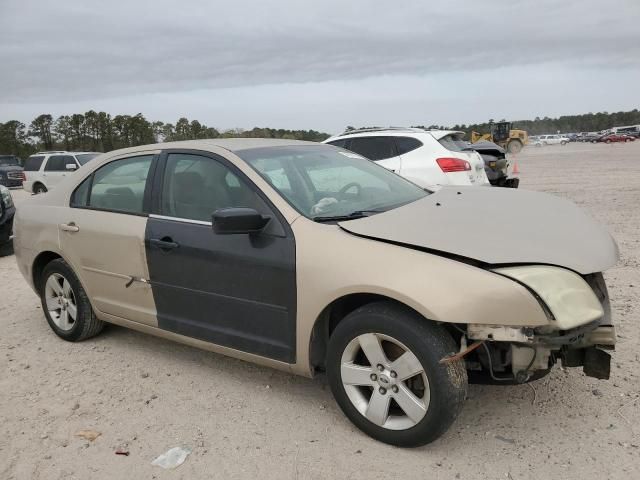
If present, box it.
[32,251,62,293]
[309,294,416,373]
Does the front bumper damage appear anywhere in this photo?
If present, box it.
[461,273,615,382]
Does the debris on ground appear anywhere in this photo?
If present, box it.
[151,446,191,469]
[75,430,101,442]
[115,449,130,456]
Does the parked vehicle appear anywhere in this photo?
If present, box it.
[324,128,489,188]
[14,139,618,447]
[0,155,24,187]
[0,184,15,254]
[595,133,635,144]
[23,151,101,194]
[610,125,640,137]
[579,132,601,143]
[535,134,570,146]
[466,141,519,188]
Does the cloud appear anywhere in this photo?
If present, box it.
[1,0,639,103]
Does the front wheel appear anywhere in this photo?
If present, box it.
[326,302,467,447]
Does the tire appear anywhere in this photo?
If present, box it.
[605,139,611,144]
[326,301,467,447]
[561,140,567,145]
[39,259,104,342]
[33,183,48,194]
[507,140,522,154]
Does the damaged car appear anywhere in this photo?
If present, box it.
[14,139,618,447]
[466,140,519,188]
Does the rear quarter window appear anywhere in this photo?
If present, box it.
[438,135,469,152]
[395,137,423,155]
[23,155,45,171]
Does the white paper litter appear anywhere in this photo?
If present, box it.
[151,446,191,469]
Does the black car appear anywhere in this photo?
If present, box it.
[0,155,24,187]
[0,185,15,254]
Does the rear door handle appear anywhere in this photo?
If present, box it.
[60,222,79,232]
[149,237,179,251]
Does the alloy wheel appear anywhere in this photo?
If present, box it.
[340,333,430,430]
[44,273,77,331]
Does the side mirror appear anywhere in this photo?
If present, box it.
[66,163,78,170]
[212,208,270,235]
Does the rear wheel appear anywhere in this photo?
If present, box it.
[39,259,104,341]
[326,302,467,447]
[605,139,611,144]
[33,183,47,194]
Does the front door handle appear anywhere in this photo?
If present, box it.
[149,237,179,251]
[60,222,79,232]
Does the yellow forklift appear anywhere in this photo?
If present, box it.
[471,121,528,154]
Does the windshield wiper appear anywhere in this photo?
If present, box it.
[312,209,383,223]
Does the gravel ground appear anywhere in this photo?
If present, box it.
[1,142,639,479]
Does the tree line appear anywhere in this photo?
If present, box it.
[2,108,639,159]
[0,111,331,159]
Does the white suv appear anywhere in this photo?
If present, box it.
[23,151,100,194]
[323,128,489,188]
[532,135,570,146]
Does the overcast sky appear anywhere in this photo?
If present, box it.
[1,0,639,134]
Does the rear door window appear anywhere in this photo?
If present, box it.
[83,155,153,214]
[346,136,397,161]
[23,155,45,171]
[45,155,74,171]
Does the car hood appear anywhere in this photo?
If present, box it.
[339,187,619,275]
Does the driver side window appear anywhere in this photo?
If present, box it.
[160,153,268,222]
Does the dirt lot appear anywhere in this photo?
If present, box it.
[1,142,639,480]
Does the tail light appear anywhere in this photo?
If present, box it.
[20,172,26,182]
[436,157,471,173]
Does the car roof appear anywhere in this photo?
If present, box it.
[101,138,320,158]
[326,128,464,142]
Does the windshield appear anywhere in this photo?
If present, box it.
[239,145,428,220]
[76,153,99,165]
[0,156,20,166]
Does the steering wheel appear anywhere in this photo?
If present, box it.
[338,182,362,197]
